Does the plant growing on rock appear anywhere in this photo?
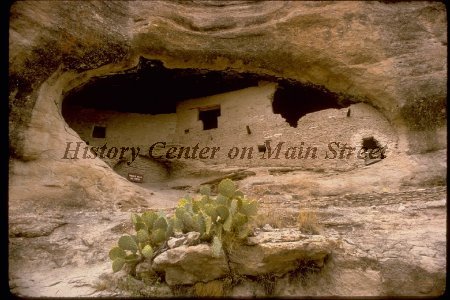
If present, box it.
[109,178,258,273]
[109,211,173,273]
[173,178,258,257]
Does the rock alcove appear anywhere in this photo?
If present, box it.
[8,1,446,297]
[62,57,359,186]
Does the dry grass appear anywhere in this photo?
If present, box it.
[91,278,109,292]
[194,280,224,297]
[297,210,321,234]
[251,207,322,235]
[251,209,298,228]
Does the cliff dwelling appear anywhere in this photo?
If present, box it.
[8,1,446,298]
[62,58,395,187]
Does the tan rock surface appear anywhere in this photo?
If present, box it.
[229,230,336,276]
[8,1,446,297]
[152,244,230,285]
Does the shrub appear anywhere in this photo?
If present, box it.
[297,210,321,235]
[109,178,258,273]
[194,280,224,297]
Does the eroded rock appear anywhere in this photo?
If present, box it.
[167,231,200,249]
[151,244,229,285]
[151,229,336,286]
[230,229,336,276]
[9,215,67,238]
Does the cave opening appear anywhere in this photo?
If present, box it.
[60,57,357,183]
[62,57,262,116]
[272,80,352,128]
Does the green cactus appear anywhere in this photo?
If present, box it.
[241,199,258,216]
[151,228,166,245]
[141,211,158,230]
[142,245,153,258]
[216,194,229,206]
[202,212,212,236]
[136,229,149,242]
[131,213,142,227]
[154,216,168,231]
[223,215,233,232]
[211,236,223,258]
[216,205,229,222]
[218,178,236,198]
[199,185,211,196]
[118,235,138,252]
[112,258,126,273]
[109,179,258,276]
[109,247,126,260]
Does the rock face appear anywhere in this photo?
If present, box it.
[9,1,446,156]
[8,1,447,212]
[8,1,447,298]
[229,230,335,276]
[152,244,229,285]
[150,230,336,285]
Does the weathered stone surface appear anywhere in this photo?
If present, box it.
[152,229,336,285]
[167,236,186,249]
[9,1,446,160]
[8,186,446,297]
[9,215,67,238]
[152,244,229,285]
[230,229,336,276]
[7,1,447,297]
[167,231,200,249]
[8,1,446,214]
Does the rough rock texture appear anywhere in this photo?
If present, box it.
[229,229,336,276]
[9,1,446,155]
[8,1,447,297]
[8,183,446,296]
[152,244,230,285]
[150,230,336,285]
[9,1,447,211]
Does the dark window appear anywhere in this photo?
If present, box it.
[92,125,106,138]
[199,106,221,130]
[362,136,386,159]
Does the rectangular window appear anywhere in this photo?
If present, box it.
[198,105,221,130]
[92,125,106,138]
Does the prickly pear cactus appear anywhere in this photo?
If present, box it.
[109,178,258,275]
[218,178,236,198]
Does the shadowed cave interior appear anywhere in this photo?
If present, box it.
[62,57,352,128]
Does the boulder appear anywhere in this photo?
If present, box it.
[229,229,337,276]
[153,229,336,285]
[152,244,229,285]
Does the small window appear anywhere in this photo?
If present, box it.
[199,106,221,130]
[92,125,106,138]
[258,144,267,153]
[362,136,386,159]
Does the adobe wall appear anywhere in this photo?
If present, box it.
[62,106,177,147]
[174,82,397,170]
[63,81,398,184]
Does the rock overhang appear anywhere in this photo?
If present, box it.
[8,0,447,208]
[9,1,447,158]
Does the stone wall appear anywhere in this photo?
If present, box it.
[63,81,398,184]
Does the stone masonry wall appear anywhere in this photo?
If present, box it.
[63,81,398,184]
